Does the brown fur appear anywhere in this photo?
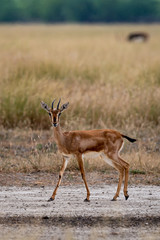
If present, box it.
[55,128,122,155]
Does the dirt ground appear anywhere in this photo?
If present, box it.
[0,173,160,240]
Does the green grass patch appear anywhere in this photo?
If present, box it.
[130,169,146,175]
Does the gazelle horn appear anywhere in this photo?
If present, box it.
[51,99,56,109]
[57,98,61,110]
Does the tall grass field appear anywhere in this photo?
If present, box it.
[0,24,160,173]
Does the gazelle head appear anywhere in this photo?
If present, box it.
[41,99,69,127]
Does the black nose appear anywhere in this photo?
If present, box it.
[53,123,58,127]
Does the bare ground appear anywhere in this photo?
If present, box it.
[0,177,160,239]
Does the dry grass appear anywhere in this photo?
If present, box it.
[0,24,160,174]
[0,128,160,174]
[0,24,160,131]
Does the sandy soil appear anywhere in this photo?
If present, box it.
[0,183,160,239]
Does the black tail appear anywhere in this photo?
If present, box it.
[122,134,136,143]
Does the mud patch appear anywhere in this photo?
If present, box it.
[0,215,160,228]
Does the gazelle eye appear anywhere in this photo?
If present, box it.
[49,113,51,117]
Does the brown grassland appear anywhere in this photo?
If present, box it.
[0,24,160,176]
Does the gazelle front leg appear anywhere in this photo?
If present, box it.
[76,154,90,202]
[48,156,68,201]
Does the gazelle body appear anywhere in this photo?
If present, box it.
[41,99,136,202]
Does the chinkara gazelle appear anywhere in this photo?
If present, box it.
[41,99,136,202]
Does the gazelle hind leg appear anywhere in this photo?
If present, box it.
[111,163,124,201]
[101,152,125,201]
[124,166,129,200]
[118,142,130,200]
[48,156,69,201]
[118,157,130,200]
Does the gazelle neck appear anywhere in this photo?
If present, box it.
[53,123,64,145]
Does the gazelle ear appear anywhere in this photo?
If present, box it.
[60,102,69,112]
[41,101,50,113]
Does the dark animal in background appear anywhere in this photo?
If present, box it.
[127,32,149,42]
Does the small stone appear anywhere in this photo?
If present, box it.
[42,216,49,219]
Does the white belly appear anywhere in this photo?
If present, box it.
[100,152,115,167]
[83,151,115,168]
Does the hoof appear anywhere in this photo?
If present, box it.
[125,195,129,200]
[48,197,54,202]
[111,198,117,201]
[84,198,90,202]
